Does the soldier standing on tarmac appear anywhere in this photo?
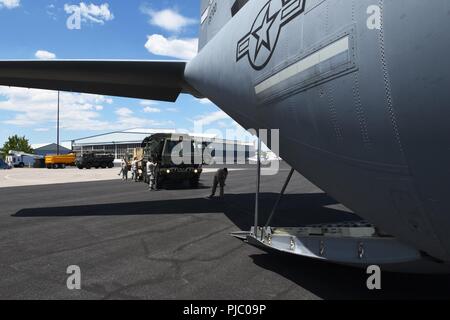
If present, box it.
[122,159,129,180]
[131,157,138,182]
[208,168,228,199]
[146,155,158,191]
[118,159,125,177]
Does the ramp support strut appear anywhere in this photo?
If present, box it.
[265,167,295,228]
[253,137,261,236]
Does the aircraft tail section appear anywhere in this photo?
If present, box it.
[199,0,248,51]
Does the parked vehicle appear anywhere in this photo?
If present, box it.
[141,133,203,187]
[45,154,76,169]
[76,152,115,169]
[0,159,11,170]
[6,151,42,168]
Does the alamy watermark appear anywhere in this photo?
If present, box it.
[165,126,281,176]
[366,265,381,290]
[65,5,81,30]
[66,265,81,290]
[367,5,382,30]
[65,3,114,30]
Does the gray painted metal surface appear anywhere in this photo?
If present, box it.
[0,60,188,101]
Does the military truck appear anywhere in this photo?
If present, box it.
[141,133,203,187]
[76,152,115,169]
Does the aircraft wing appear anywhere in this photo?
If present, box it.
[0,60,198,102]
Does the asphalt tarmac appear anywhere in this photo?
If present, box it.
[1,164,450,300]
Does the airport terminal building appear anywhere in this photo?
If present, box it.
[70,129,255,164]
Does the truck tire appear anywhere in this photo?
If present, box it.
[189,177,200,188]
[77,165,84,169]
[157,177,164,188]
[86,164,91,169]
[19,162,24,168]
[47,164,52,169]
[53,164,58,169]
[107,162,114,168]
[101,163,107,169]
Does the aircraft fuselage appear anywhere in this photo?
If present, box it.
[186,0,450,262]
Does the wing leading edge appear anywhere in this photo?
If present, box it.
[0,60,199,102]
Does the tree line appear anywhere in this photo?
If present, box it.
[1,135,33,158]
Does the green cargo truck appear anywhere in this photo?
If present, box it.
[141,133,203,187]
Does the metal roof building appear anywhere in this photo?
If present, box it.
[70,129,175,160]
[71,129,175,146]
[32,143,72,156]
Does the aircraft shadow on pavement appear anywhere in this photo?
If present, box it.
[13,192,357,231]
[249,250,450,300]
[159,184,210,191]
[124,181,210,190]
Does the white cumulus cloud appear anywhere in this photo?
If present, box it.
[0,0,20,9]
[194,111,229,127]
[143,107,161,113]
[139,101,162,114]
[0,87,171,131]
[115,107,134,117]
[35,50,56,60]
[139,100,158,107]
[114,107,171,129]
[145,34,198,60]
[0,87,113,129]
[195,98,213,105]
[141,6,197,32]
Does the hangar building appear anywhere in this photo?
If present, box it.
[70,129,255,164]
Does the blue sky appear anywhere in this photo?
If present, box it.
[0,0,244,146]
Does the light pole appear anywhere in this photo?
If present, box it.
[57,91,60,155]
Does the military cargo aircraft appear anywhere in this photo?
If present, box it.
[1,0,450,273]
